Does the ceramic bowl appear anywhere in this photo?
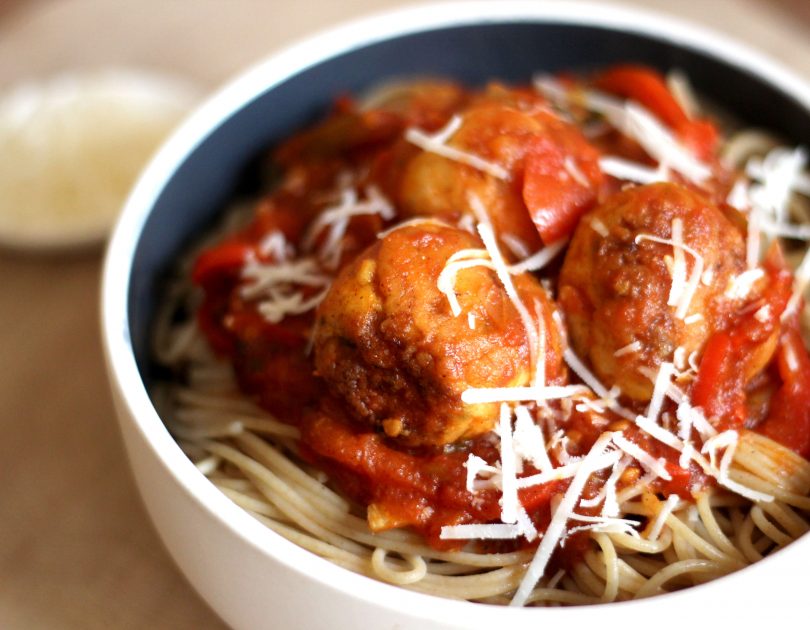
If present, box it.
[101,3,810,628]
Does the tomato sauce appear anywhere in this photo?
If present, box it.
[189,66,810,565]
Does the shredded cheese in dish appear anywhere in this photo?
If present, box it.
[154,66,810,608]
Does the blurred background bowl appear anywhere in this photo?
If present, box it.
[101,2,810,628]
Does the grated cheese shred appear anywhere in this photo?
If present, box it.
[437,249,494,317]
[510,432,617,607]
[498,404,519,524]
[599,155,667,184]
[647,494,680,541]
[240,258,331,323]
[635,232,704,319]
[473,195,541,382]
[405,115,510,180]
[534,76,711,184]
[213,73,810,605]
[303,183,394,269]
[514,405,554,473]
[590,217,609,237]
[668,219,686,307]
[725,268,764,300]
[461,384,589,405]
[784,246,810,319]
[614,341,642,357]
[612,433,672,481]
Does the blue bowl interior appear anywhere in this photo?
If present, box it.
[128,20,810,382]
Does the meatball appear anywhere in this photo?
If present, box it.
[558,183,747,401]
[314,223,564,447]
[385,93,602,253]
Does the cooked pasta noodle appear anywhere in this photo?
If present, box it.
[151,66,810,606]
[152,310,810,603]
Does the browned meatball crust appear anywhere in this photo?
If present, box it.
[559,182,747,401]
[314,223,564,446]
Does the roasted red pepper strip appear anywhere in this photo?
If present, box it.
[691,332,746,429]
[758,315,810,459]
[522,131,602,243]
[593,64,718,161]
[692,249,793,430]
[677,119,719,163]
[192,239,254,286]
[594,65,688,129]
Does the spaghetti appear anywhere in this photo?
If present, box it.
[151,65,810,606]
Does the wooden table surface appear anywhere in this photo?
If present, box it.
[1,1,808,628]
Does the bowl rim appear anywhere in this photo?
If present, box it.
[101,0,810,624]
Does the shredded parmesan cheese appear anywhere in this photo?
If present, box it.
[602,457,630,518]
[534,75,625,122]
[618,102,711,184]
[726,179,750,210]
[501,233,530,259]
[240,258,331,323]
[590,217,609,237]
[513,405,554,473]
[437,249,494,317]
[440,523,521,540]
[676,401,696,468]
[753,305,771,323]
[474,197,541,382]
[612,433,672,481]
[535,76,712,184]
[673,347,687,371]
[702,431,774,503]
[647,494,680,541]
[241,258,329,297]
[515,451,621,489]
[758,215,810,240]
[599,155,667,184]
[747,147,806,224]
[516,506,539,543]
[563,348,635,421]
[646,361,675,427]
[562,348,611,401]
[784,246,810,319]
[511,432,617,607]
[566,514,640,537]
[563,156,589,187]
[461,384,589,405]
[437,239,565,321]
[303,184,394,269]
[377,217,449,239]
[742,146,810,277]
[497,404,519,524]
[634,413,683,451]
[614,341,642,357]
[464,454,498,493]
[405,115,509,180]
[725,268,764,300]
[785,341,800,373]
[508,239,567,274]
[258,230,291,260]
[635,232,704,319]
[666,70,698,118]
[668,219,687,308]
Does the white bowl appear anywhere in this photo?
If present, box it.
[101,2,810,628]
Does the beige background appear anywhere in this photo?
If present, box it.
[0,1,808,628]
